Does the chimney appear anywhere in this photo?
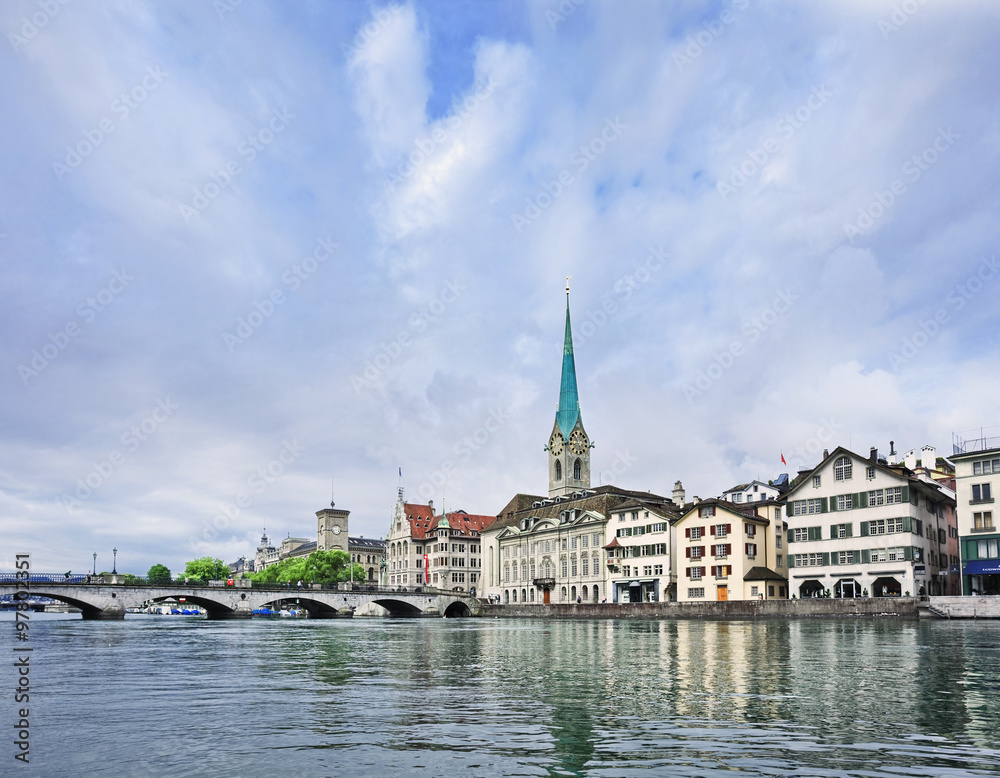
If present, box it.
[672,480,686,508]
[921,445,936,470]
[869,447,878,463]
[888,441,897,466]
[428,499,434,515]
[823,448,829,460]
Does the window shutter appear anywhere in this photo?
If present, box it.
[685,527,691,538]
[726,544,732,556]
[726,524,732,534]
[861,549,870,564]
[830,552,838,565]
[710,525,716,536]
[845,523,853,538]
[787,529,794,544]
[685,567,690,577]
[726,565,732,576]
[745,543,750,555]
[904,546,914,561]
[915,519,922,536]
[808,526,819,542]
[787,555,795,568]
[821,497,828,513]
[860,521,869,537]
[700,567,706,577]
[685,547,691,558]
[821,552,830,566]
[857,492,868,508]
[901,516,911,533]
[901,485,911,503]
[830,524,838,539]
[710,506,716,517]
[711,566,716,577]
[830,499,837,513]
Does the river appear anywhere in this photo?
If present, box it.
[3,613,1000,776]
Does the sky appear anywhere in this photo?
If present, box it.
[2,0,998,577]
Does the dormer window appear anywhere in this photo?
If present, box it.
[835,456,853,481]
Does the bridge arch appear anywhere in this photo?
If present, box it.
[443,601,471,618]
[14,589,120,620]
[146,594,242,620]
[371,598,424,617]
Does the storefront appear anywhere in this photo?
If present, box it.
[963,559,1000,596]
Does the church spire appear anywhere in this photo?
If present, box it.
[556,282,580,439]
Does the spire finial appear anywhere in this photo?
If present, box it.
[565,275,571,295]
[330,476,335,508]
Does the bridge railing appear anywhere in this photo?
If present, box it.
[0,574,472,598]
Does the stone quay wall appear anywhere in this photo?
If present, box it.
[485,598,920,620]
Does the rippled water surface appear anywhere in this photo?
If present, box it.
[4,614,1000,777]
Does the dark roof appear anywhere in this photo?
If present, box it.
[743,567,787,582]
[350,536,385,549]
[485,484,673,534]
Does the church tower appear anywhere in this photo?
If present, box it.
[546,283,592,497]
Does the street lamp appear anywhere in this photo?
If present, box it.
[92,553,97,576]
[112,547,117,574]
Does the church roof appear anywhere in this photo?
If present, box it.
[556,294,581,439]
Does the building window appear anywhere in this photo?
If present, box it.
[837,494,853,511]
[838,550,854,564]
[654,565,663,575]
[871,548,887,563]
[571,557,578,576]
[643,565,652,576]
[581,535,589,548]
[867,466,876,479]
[793,528,809,542]
[734,493,743,503]
[592,533,601,547]
[887,547,905,562]
[973,459,1000,475]
[885,486,903,505]
[745,543,757,558]
[869,489,885,507]
[977,538,999,558]
[688,588,705,598]
[714,544,729,558]
[574,459,582,480]
[561,538,567,551]
[690,567,703,580]
[504,566,510,583]
[561,560,568,577]
[555,460,562,481]
[776,554,783,567]
[582,557,589,576]
[835,456,853,481]
[751,585,759,597]
[690,526,703,541]
[837,523,848,538]
[699,506,715,518]
[974,511,994,530]
[715,524,728,538]
[690,546,703,559]
[813,475,821,488]
[972,483,994,503]
[570,536,577,550]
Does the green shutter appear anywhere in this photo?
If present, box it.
[787,554,795,568]
[821,497,828,513]
[901,485,910,503]
[829,499,837,513]
[860,521,869,537]
[830,551,839,566]
[807,526,819,541]
[787,529,794,544]
[861,549,870,564]
[845,523,853,538]
[830,524,838,540]
[857,492,868,508]
[915,519,922,536]
[821,552,830,566]
[901,516,911,533]
[904,546,914,561]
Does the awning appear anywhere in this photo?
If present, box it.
[963,560,1000,575]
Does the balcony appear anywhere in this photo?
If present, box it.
[971,526,996,534]
[532,577,555,588]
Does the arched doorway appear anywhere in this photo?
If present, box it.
[834,579,859,598]
[799,580,824,598]
[872,576,901,597]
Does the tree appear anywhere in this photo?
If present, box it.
[147,564,172,585]
[180,557,227,582]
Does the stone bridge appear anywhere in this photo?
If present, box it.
[0,582,482,620]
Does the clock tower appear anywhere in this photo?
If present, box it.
[546,284,592,497]
[317,500,349,553]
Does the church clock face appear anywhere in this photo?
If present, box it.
[549,432,564,456]
[332,525,341,535]
[569,430,588,455]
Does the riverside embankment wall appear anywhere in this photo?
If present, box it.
[485,598,920,620]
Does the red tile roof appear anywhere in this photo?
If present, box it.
[403,503,492,540]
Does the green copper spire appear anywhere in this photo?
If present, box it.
[556,290,580,440]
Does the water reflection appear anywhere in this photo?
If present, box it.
[4,613,1000,777]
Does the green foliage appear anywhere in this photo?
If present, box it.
[250,550,365,585]
[180,557,228,582]
[147,564,172,585]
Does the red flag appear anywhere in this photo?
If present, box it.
[781,453,786,465]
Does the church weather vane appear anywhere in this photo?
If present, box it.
[566,275,571,295]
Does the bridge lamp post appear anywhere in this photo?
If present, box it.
[93,553,97,576]
[112,547,117,574]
